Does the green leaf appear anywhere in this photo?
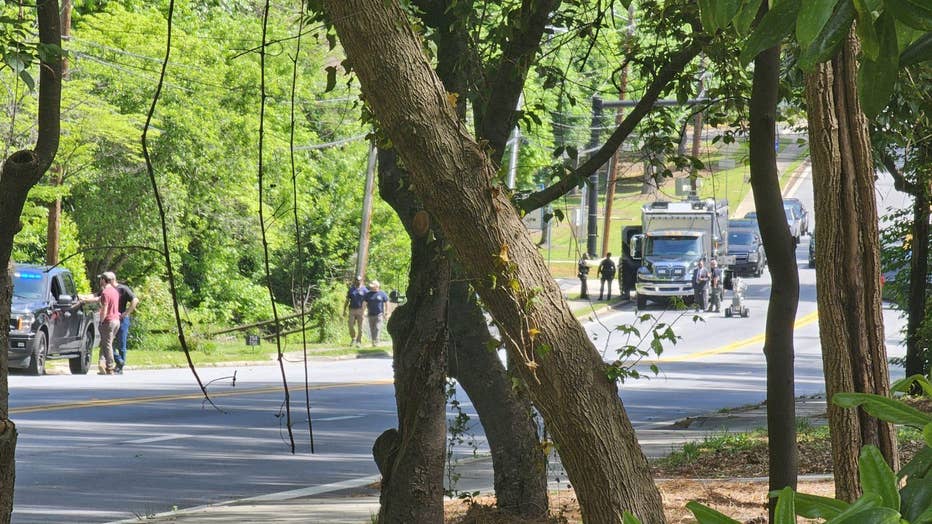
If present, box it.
[797,0,840,49]
[892,374,932,397]
[699,0,742,32]
[773,487,796,523]
[857,11,899,118]
[901,477,932,522]
[899,447,932,481]
[17,69,35,91]
[853,0,880,60]
[622,511,641,524]
[790,491,850,519]
[798,0,855,70]
[925,422,932,447]
[733,0,763,36]
[884,0,932,31]
[685,501,742,523]
[833,392,931,427]
[859,445,900,511]
[739,0,801,65]
[823,493,890,523]
[699,0,721,33]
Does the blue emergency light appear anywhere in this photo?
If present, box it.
[14,272,42,280]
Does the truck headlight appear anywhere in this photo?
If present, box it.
[748,253,759,262]
[11,313,35,334]
[637,266,651,276]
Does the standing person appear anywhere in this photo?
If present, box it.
[708,259,723,313]
[577,253,590,299]
[344,276,368,347]
[598,252,616,301]
[114,276,139,374]
[364,280,390,347]
[692,259,710,312]
[96,272,121,375]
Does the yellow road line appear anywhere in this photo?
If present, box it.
[11,379,394,415]
[657,310,820,363]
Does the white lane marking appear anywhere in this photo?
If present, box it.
[126,434,192,444]
[314,415,365,422]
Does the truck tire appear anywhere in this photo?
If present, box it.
[636,293,647,309]
[70,328,94,375]
[28,331,48,376]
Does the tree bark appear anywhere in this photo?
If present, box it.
[323,1,665,521]
[905,168,930,379]
[748,38,798,514]
[805,32,897,501]
[374,151,450,523]
[446,282,548,516]
[0,2,62,520]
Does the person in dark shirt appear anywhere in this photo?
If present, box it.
[692,259,710,312]
[114,276,139,374]
[708,259,723,313]
[364,280,390,347]
[344,276,368,347]
[598,252,617,301]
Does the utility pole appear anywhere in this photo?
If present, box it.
[690,58,706,194]
[506,94,523,189]
[601,3,636,257]
[586,97,603,257]
[355,139,377,279]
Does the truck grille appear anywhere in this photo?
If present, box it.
[654,265,685,279]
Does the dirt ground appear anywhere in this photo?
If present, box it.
[445,479,835,523]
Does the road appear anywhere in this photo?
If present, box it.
[8,168,911,523]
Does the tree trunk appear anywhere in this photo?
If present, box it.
[46,170,62,266]
[324,1,665,521]
[373,151,449,522]
[446,281,548,517]
[905,174,930,379]
[0,2,62,519]
[805,32,897,501]
[748,38,798,515]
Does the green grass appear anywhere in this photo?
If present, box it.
[100,334,392,368]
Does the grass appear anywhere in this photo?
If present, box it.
[89,333,393,368]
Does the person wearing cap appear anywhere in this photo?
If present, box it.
[96,272,121,374]
[363,280,389,347]
[344,276,368,347]
[113,276,139,374]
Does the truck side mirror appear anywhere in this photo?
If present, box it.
[56,295,74,308]
[630,235,644,260]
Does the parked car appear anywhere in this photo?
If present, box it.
[727,229,766,277]
[8,264,96,375]
[784,206,802,246]
[783,198,809,236]
[728,218,759,233]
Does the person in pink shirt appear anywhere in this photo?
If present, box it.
[96,271,121,375]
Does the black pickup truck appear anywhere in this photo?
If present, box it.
[8,264,96,375]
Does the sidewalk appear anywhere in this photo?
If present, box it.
[122,395,828,523]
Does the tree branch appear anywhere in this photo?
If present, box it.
[35,0,63,174]
[477,0,562,163]
[879,149,918,195]
[518,38,704,213]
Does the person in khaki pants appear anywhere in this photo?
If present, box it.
[96,272,121,374]
[344,276,368,347]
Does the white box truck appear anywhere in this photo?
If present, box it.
[626,198,730,308]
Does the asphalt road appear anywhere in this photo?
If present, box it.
[7,168,911,523]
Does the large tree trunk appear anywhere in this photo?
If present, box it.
[905,176,930,379]
[748,38,798,514]
[0,2,62,520]
[324,1,665,521]
[373,151,450,522]
[805,32,897,501]
[446,281,548,516]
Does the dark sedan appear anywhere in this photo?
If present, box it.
[728,229,766,277]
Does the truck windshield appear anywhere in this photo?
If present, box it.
[729,231,755,245]
[645,236,701,257]
[13,270,45,300]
